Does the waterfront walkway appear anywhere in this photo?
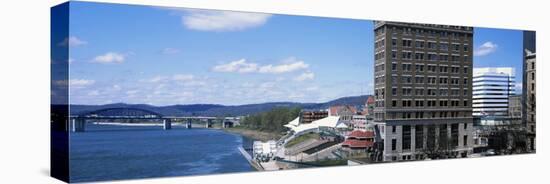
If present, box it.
[238,147,264,171]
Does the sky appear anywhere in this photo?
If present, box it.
[59,1,524,106]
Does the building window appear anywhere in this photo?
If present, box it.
[402,88,412,96]
[392,88,397,96]
[392,100,397,107]
[431,89,437,96]
[464,101,468,107]
[402,64,412,71]
[451,124,459,147]
[463,135,468,146]
[464,123,468,129]
[440,54,449,62]
[392,63,397,71]
[415,89,424,96]
[403,125,411,150]
[532,73,535,80]
[428,53,438,61]
[392,126,396,133]
[428,65,437,72]
[415,125,424,149]
[415,41,424,48]
[453,44,460,51]
[415,64,424,72]
[402,39,412,47]
[402,76,412,84]
[428,42,437,49]
[451,55,460,62]
[439,77,448,84]
[415,100,424,107]
[402,52,412,60]
[392,139,397,151]
[415,77,424,83]
[439,89,448,96]
[439,43,449,51]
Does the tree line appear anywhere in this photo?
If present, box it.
[239,107,301,133]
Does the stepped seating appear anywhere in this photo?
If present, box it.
[303,140,341,154]
[286,139,328,155]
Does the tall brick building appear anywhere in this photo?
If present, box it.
[373,21,474,161]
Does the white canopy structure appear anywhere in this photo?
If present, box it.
[283,117,300,129]
[284,116,346,135]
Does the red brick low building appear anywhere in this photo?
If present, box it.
[342,130,375,149]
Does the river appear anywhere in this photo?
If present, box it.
[69,124,254,183]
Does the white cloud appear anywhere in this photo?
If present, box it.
[259,82,276,89]
[305,86,319,91]
[111,85,122,91]
[182,10,271,32]
[172,74,195,81]
[92,52,126,64]
[87,90,100,96]
[53,79,95,88]
[259,60,309,74]
[474,41,498,56]
[69,79,95,86]
[212,57,309,74]
[161,48,181,55]
[141,74,206,88]
[288,93,305,99]
[212,59,258,73]
[294,72,315,81]
[58,36,87,47]
[126,90,139,95]
[144,76,167,83]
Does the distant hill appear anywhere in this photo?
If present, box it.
[69,95,372,117]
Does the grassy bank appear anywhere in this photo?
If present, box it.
[224,126,283,142]
[285,133,320,148]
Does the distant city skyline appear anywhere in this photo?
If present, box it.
[63,2,523,106]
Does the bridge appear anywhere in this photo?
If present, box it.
[70,107,240,132]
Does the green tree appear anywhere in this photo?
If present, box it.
[240,107,302,133]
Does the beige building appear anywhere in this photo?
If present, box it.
[373,21,474,161]
[523,31,536,151]
[508,95,522,118]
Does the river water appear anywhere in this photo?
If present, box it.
[69,124,254,183]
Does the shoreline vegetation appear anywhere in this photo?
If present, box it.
[223,107,302,142]
[223,126,283,142]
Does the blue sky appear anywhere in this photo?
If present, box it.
[61,1,523,105]
[472,27,523,90]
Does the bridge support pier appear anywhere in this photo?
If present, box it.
[71,118,86,132]
[163,119,172,130]
[223,121,234,128]
[206,119,213,128]
[186,119,192,129]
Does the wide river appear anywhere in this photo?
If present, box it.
[69,124,254,183]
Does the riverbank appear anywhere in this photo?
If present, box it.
[223,127,283,142]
